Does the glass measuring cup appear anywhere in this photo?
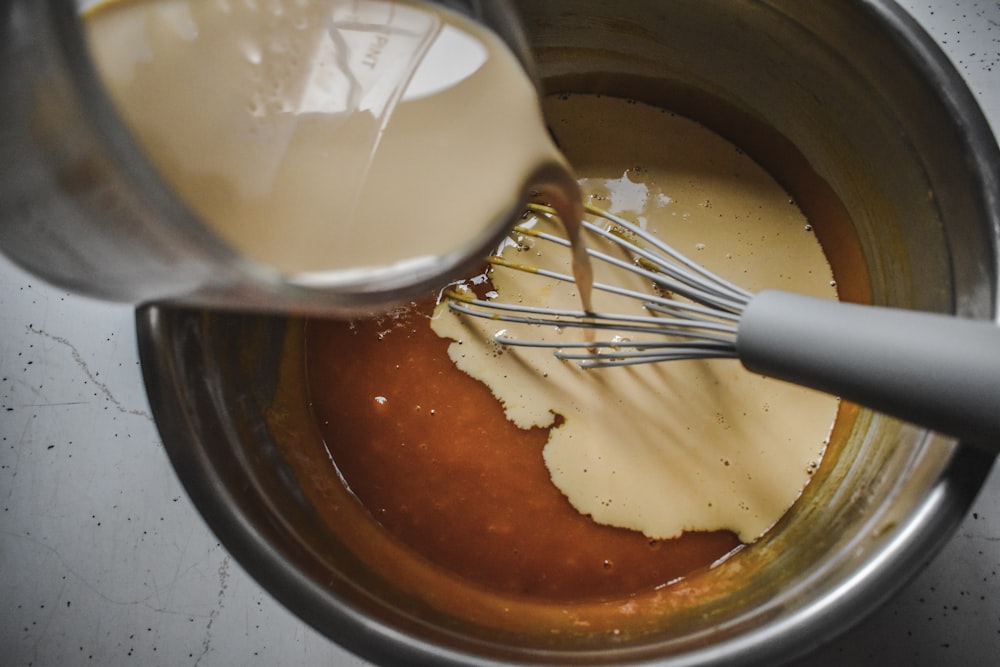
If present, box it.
[0,0,541,315]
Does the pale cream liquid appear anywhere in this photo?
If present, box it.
[84,0,579,285]
[432,95,840,543]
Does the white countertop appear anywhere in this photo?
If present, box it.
[2,2,999,665]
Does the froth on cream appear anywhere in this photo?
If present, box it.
[432,94,840,543]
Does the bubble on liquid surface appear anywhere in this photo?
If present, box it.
[240,38,262,64]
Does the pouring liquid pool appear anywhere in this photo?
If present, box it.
[305,94,842,599]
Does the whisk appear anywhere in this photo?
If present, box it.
[446,203,1000,449]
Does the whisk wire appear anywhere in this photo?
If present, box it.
[487,251,741,325]
[447,202,749,365]
[514,223,747,315]
[579,205,752,308]
[559,345,739,369]
[446,294,739,340]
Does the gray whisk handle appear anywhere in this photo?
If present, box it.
[738,290,1000,451]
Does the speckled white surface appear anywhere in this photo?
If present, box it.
[1,2,999,665]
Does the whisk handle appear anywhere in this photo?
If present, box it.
[738,290,1000,451]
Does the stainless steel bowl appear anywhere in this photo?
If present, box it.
[137,1,1000,664]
